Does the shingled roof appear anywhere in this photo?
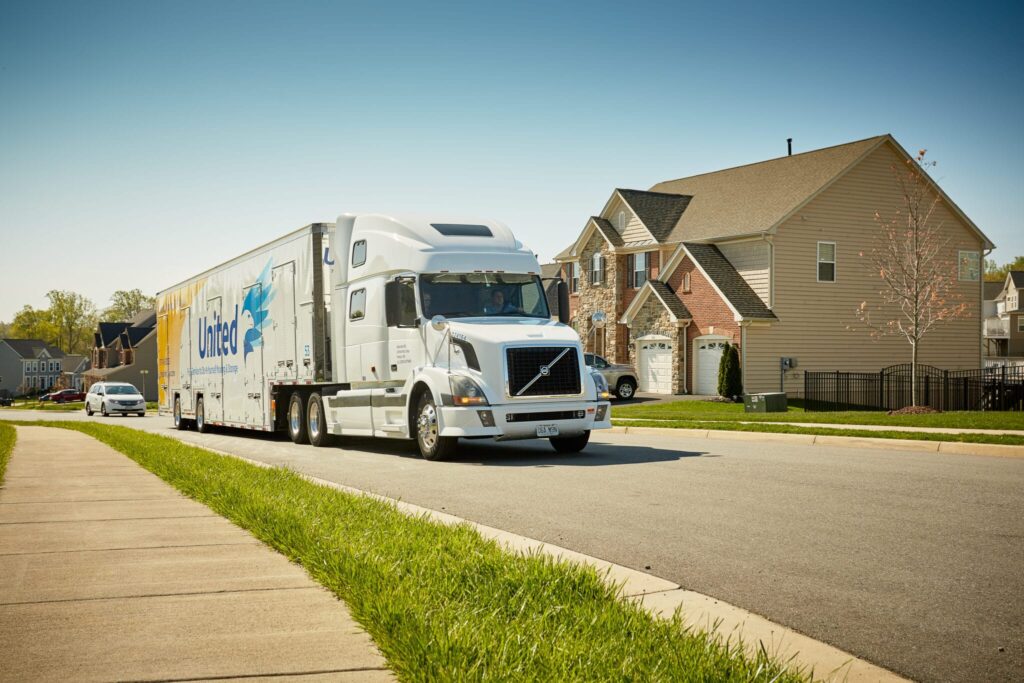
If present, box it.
[648,280,691,319]
[1,339,65,359]
[616,189,693,242]
[984,281,1005,300]
[683,243,776,319]
[650,136,888,242]
[1010,272,1024,289]
[590,217,624,247]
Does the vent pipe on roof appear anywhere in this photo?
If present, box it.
[787,138,793,156]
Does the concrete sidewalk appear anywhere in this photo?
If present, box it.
[0,426,391,682]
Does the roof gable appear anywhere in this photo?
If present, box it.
[554,215,626,261]
[615,189,692,243]
[620,279,691,325]
[0,339,66,359]
[673,243,777,320]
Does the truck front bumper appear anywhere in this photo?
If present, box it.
[439,400,611,440]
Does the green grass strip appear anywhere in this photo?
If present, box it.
[0,422,14,485]
[612,419,1024,446]
[22,421,810,683]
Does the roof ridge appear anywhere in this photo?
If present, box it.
[616,188,693,199]
[652,134,889,187]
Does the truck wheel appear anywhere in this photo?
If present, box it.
[616,378,637,400]
[415,394,457,461]
[196,397,210,433]
[174,397,186,430]
[307,393,332,447]
[550,431,591,453]
[288,393,309,444]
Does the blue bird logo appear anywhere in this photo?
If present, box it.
[242,259,274,360]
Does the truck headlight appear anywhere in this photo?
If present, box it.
[591,371,611,400]
[449,375,489,406]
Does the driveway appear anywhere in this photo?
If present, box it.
[3,410,1022,682]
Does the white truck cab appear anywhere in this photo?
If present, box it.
[158,213,611,459]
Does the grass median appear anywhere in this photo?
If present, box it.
[0,422,14,484]
[19,420,810,682]
[612,418,1024,446]
[614,400,1024,431]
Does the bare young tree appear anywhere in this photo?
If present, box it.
[855,150,969,406]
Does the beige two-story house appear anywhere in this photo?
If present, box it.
[555,135,992,395]
[985,272,1024,360]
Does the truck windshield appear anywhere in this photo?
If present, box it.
[420,273,550,320]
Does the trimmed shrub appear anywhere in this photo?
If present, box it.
[717,342,743,399]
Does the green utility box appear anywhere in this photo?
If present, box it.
[743,392,788,413]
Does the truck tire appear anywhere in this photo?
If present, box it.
[616,378,637,400]
[174,397,186,430]
[288,393,309,444]
[415,393,458,461]
[307,393,332,447]
[196,397,210,433]
[550,430,591,453]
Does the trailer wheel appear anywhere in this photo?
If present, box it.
[195,397,210,433]
[173,396,186,430]
[307,393,332,447]
[550,431,590,453]
[288,393,309,444]
[415,393,458,461]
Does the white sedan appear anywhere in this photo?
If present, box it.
[85,382,147,417]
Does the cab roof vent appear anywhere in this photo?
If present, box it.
[431,223,493,237]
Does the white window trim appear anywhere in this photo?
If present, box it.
[682,272,691,293]
[958,250,980,282]
[633,252,648,289]
[569,262,579,294]
[1018,317,1024,333]
[817,241,837,283]
[591,252,603,285]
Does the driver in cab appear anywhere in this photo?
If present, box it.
[483,289,517,315]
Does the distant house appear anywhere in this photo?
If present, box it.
[82,309,158,400]
[555,135,993,395]
[58,355,91,391]
[0,339,66,397]
[984,272,1024,362]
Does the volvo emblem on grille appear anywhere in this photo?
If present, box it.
[539,365,551,376]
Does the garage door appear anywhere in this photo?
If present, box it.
[695,339,727,395]
[638,341,672,394]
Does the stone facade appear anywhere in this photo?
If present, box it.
[625,294,686,394]
[568,230,621,362]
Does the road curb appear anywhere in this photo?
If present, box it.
[180,439,905,682]
[610,425,1024,458]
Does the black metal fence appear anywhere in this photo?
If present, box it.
[804,364,1024,412]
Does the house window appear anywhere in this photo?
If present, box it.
[1018,317,1024,333]
[352,240,367,267]
[567,262,579,294]
[817,242,836,282]
[51,361,57,372]
[590,252,604,285]
[617,211,626,230]
[958,251,980,281]
[349,289,366,320]
[682,272,691,293]
[631,252,649,288]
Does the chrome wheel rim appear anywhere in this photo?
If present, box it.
[289,400,300,434]
[619,383,634,398]
[418,402,438,450]
[309,402,320,438]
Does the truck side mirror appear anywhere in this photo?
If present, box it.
[557,280,570,324]
[385,278,418,328]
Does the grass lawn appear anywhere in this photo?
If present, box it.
[613,418,1024,446]
[12,421,812,683]
[0,423,13,484]
[613,399,1024,431]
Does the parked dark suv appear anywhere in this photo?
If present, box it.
[584,354,638,400]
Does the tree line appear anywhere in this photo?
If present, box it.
[985,255,1024,282]
[0,289,155,355]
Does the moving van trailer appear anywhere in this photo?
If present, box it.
[157,214,612,459]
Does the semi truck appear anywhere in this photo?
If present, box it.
[156,214,612,460]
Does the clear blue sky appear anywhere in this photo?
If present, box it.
[2,0,1021,321]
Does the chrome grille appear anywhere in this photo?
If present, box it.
[506,346,581,397]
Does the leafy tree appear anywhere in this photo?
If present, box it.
[10,305,57,344]
[46,290,96,355]
[0,320,11,338]
[985,255,1024,282]
[855,150,968,406]
[106,289,155,322]
[717,342,743,398]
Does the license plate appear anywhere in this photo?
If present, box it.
[536,424,559,437]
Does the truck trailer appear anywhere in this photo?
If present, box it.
[156,214,612,459]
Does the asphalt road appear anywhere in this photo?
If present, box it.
[3,410,1022,682]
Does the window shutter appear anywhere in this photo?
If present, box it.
[627,254,634,288]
